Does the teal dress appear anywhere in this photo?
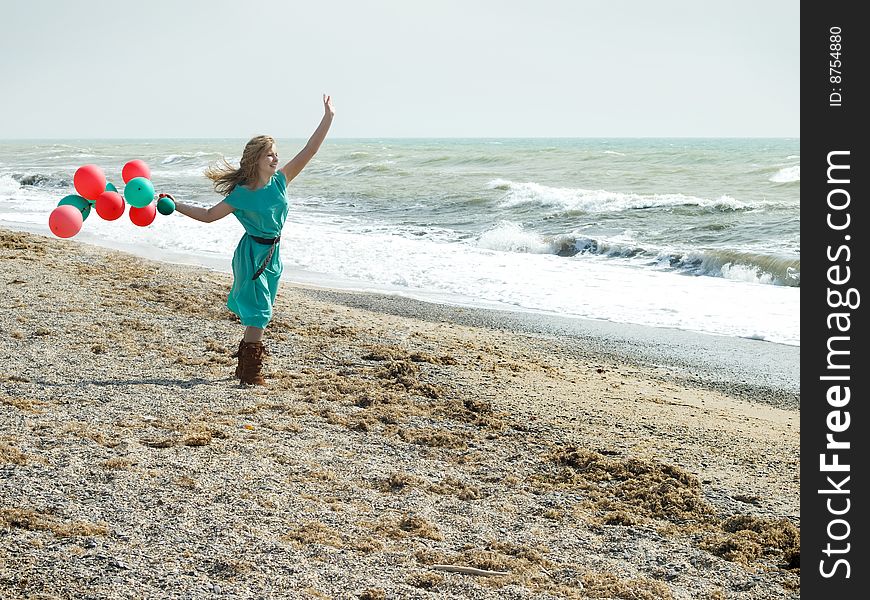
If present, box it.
[224,171,288,328]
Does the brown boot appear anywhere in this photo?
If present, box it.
[232,339,245,379]
[238,341,266,386]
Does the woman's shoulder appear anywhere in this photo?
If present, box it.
[224,183,251,207]
[273,171,287,189]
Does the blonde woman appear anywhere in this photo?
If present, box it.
[169,95,334,385]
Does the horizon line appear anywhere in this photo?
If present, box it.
[0,135,801,141]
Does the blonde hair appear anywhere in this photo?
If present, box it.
[205,135,276,196]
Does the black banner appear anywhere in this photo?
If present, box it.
[802,3,868,596]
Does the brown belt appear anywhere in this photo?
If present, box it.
[249,234,281,280]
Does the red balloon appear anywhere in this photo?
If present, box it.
[122,159,151,183]
[49,205,83,238]
[129,203,156,227]
[95,190,125,221]
[73,164,107,201]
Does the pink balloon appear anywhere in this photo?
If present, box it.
[49,205,83,238]
[122,159,151,183]
[129,203,156,227]
[95,190,126,221]
[73,164,107,201]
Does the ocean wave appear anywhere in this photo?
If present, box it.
[37,144,97,160]
[7,172,71,189]
[327,161,400,177]
[476,221,553,254]
[0,175,21,197]
[656,249,800,286]
[487,179,749,213]
[161,152,215,165]
[0,174,64,206]
[475,221,798,287]
[454,155,510,165]
[769,165,800,183]
[410,150,513,166]
[488,179,513,191]
[478,223,656,260]
[418,155,452,165]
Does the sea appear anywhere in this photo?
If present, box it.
[0,138,800,346]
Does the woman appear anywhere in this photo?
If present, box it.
[170,94,334,385]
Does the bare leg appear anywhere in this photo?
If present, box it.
[243,326,264,343]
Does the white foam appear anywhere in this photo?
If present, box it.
[720,263,776,285]
[476,221,552,254]
[769,165,800,183]
[279,220,799,345]
[486,179,749,212]
[0,175,21,198]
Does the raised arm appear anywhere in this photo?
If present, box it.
[280,94,335,183]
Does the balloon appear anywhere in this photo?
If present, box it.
[49,205,83,238]
[124,176,155,208]
[129,203,156,227]
[57,194,91,221]
[105,182,118,193]
[95,190,125,221]
[122,159,151,183]
[73,164,106,201]
[156,196,175,215]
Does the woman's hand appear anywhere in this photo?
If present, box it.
[323,94,335,117]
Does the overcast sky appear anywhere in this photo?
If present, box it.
[0,0,799,139]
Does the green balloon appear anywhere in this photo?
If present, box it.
[156,196,176,215]
[124,176,155,208]
[58,194,92,221]
[105,182,118,193]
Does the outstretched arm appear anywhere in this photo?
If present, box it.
[280,94,335,183]
[173,197,235,223]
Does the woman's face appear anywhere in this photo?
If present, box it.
[259,145,279,177]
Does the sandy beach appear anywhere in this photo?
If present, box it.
[0,228,799,599]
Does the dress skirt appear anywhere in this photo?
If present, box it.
[226,233,283,328]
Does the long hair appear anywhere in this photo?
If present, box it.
[204,135,275,197]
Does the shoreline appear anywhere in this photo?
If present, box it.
[291,285,800,410]
[0,216,801,348]
[2,222,799,409]
[0,227,800,599]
